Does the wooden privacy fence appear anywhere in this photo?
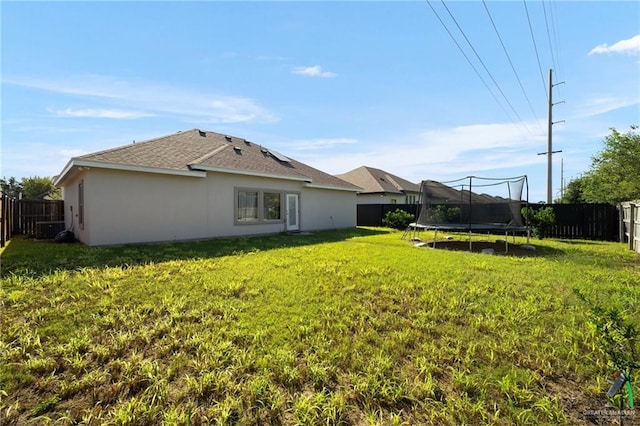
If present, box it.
[619,201,640,253]
[1,194,16,248]
[358,203,620,241]
[357,204,421,227]
[528,203,619,241]
[0,195,65,247]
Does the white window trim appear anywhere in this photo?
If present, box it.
[234,188,284,225]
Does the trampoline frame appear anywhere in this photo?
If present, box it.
[403,175,531,252]
[403,223,530,253]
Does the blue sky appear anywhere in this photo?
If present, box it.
[2,1,639,202]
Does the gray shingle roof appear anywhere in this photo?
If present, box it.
[335,166,420,194]
[69,129,359,190]
[421,180,510,204]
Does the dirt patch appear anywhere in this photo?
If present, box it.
[413,239,539,256]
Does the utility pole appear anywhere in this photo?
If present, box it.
[560,158,564,201]
[538,68,564,203]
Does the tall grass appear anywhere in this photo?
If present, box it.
[1,228,638,424]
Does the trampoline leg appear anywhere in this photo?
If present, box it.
[401,226,409,240]
[468,231,472,252]
[504,231,509,253]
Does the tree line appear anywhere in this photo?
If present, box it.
[559,125,640,204]
[0,176,61,200]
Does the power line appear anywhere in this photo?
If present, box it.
[437,0,532,135]
[523,0,548,102]
[547,0,565,98]
[542,1,558,76]
[423,0,518,127]
[482,0,542,130]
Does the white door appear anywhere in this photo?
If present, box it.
[286,193,300,231]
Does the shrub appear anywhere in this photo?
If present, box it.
[382,209,414,230]
[430,205,461,223]
[521,207,556,239]
[574,289,639,410]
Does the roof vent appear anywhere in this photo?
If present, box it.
[244,139,251,146]
[260,146,268,154]
[198,130,206,137]
[233,146,242,154]
[225,135,232,142]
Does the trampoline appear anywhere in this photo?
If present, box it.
[403,175,530,252]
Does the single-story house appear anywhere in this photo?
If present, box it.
[54,129,360,246]
[335,166,420,205]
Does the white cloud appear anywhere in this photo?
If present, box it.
[5,75,122,98]
[287,122,545,183]
[573,95,640,118]
[51,108,154,119]
[5,75,278,124]
[588,34,640,56]
[291,65,337,78]
[203,97,277,124]
[1,143,88,178]
[418,123,543,156]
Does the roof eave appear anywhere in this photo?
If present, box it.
[358,190,404,196]
[54,159,78,186]
[56,159,207,186]
[305,183,361,192]
[189,164,311,182]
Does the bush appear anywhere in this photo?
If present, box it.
[574,289,639,410]
[382,209,414,230]
[521,206,556,239]
[430,205,461,223]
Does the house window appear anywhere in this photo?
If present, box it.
[78,179,84,230]
[235,188,283,224]
[263,192,281,221]
[237,190,259,222]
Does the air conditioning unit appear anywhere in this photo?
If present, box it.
[35,221,66,239]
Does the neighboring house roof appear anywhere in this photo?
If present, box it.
[55,129,360,191]
[335,166,420,195]
[421,180,513,204]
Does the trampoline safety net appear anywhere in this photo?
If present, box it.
[414,175,529,232]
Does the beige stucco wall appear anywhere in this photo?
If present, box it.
[204,172,300,238]
[87,169,210,246]
[301,187,356,230]
[356,194,402,204]
[60,170,88,244]
[62,167,357,246]
[356,192,420,205]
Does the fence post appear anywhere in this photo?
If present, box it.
[630,203,636,251]
[618,203,624,243]
[1,193,5,248]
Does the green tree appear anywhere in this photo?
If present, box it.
[579,125,640,204]
[0,176,23,198]
[557,176,587,204]
[21,176,61,200]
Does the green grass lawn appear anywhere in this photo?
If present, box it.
[1,228,638,425]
